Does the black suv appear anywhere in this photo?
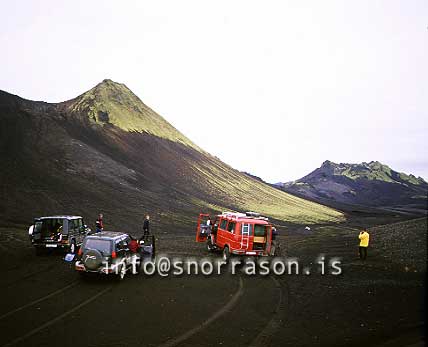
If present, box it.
[29,215,90,255]
[75,231,154,280]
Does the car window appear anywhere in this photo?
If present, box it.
[116,240,128,251]
[36,219,64,235]
[254,224,266,237]
[69,219,76,231]
[34,221,42,233]
[220,219,228,230]
[84,239,111,254]
[227,222,236,233]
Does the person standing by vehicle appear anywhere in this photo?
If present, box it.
[358,229,370,260]
[97,213,104,231]
[95,220,102,233]
[206,218,212,233]
[272,226,278,240]
[129,236,140,253]
[143,215,150,236]
[271,226,280,256]
[128,235,141,274]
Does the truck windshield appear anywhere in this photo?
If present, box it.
[84,239,111,254]
[254,224,266,237]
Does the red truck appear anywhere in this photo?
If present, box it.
[196,211,276,261]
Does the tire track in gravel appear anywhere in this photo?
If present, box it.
[158,276,244,347]
[1,285,113,347]
[249,276,290,347]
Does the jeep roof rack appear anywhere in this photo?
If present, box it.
[36,215,83,220]
[220,211,269,221]
[245,211,260,217]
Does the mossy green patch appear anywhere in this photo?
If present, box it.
[69,79,200,150]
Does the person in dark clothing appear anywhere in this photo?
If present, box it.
[143,215,150,236]
[95,221,102,233]
[272,226,278,240]
[211,221,218,234]
[96,213,104,230]
[271,226,280,256]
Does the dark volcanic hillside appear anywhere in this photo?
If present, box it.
[0,80,343,232]
[278,160,428,214]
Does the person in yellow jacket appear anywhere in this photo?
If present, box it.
[358,229,370,260]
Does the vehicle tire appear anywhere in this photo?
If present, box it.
[207,237,215,252]
[69,240,77,254]
[222,246,230,263]
[82,249,103,271]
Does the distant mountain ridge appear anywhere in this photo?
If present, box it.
[277,160,427,213]
[313,160,425,185]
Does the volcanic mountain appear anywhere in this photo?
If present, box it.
[277,160,427,214]
[0,80,343,232]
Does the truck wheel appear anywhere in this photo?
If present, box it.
[222,246,230,263]
[69,240,76,254]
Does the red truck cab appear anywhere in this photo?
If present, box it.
[196,212,273,261]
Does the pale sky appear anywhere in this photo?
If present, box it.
[1,1,427,182]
